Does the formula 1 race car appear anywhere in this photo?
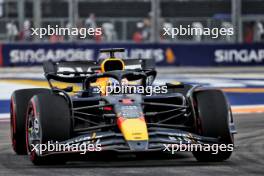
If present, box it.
[10,48,236,165]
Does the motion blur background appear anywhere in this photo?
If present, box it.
[0,0,263,43]
[1,2,264,175]
[0,0,264,116]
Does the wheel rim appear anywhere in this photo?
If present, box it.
[228,106,235,144]
[10,98,16,151]
[26,103,41,157]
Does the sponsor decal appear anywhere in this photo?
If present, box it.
[9,49,94,64]
[124,48,164,62]
[215,49,264,63]
[2,43,264,66]
[165,48,175,64]
[57,66,92,77]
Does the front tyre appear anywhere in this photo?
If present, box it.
[10,89,50,155]
[192,89,234,162]
[26,93,71,165]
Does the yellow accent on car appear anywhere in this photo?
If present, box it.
[100,58,125,72]
[170,81,182,85]
[92,58,126,95]
[93,77,109,95]
[119,118,149,141]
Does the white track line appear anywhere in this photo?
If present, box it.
[232,104,264,109]
[0,114,9,120]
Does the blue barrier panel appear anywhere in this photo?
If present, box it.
[0,100,9,114]
[1,43,264,66]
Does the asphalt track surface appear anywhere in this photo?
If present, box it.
[0,113,263,176]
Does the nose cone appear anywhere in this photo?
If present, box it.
[117,117,149,150]
[127,140,149,151]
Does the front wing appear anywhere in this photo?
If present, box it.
[34,127,226,156]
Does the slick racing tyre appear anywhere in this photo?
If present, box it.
[26,93,71,165]
[10,88,50,155]
[192,89,234,162]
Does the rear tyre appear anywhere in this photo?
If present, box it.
[10,89,50,155]
[26,93,71,165]
[192,89,234,162]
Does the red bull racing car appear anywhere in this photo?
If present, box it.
[10,48,236,165]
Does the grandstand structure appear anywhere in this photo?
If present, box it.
[0,0,263,43]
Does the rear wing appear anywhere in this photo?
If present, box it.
[43,59,155,76]
[123,59,155,70]
[43,60,97,75]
